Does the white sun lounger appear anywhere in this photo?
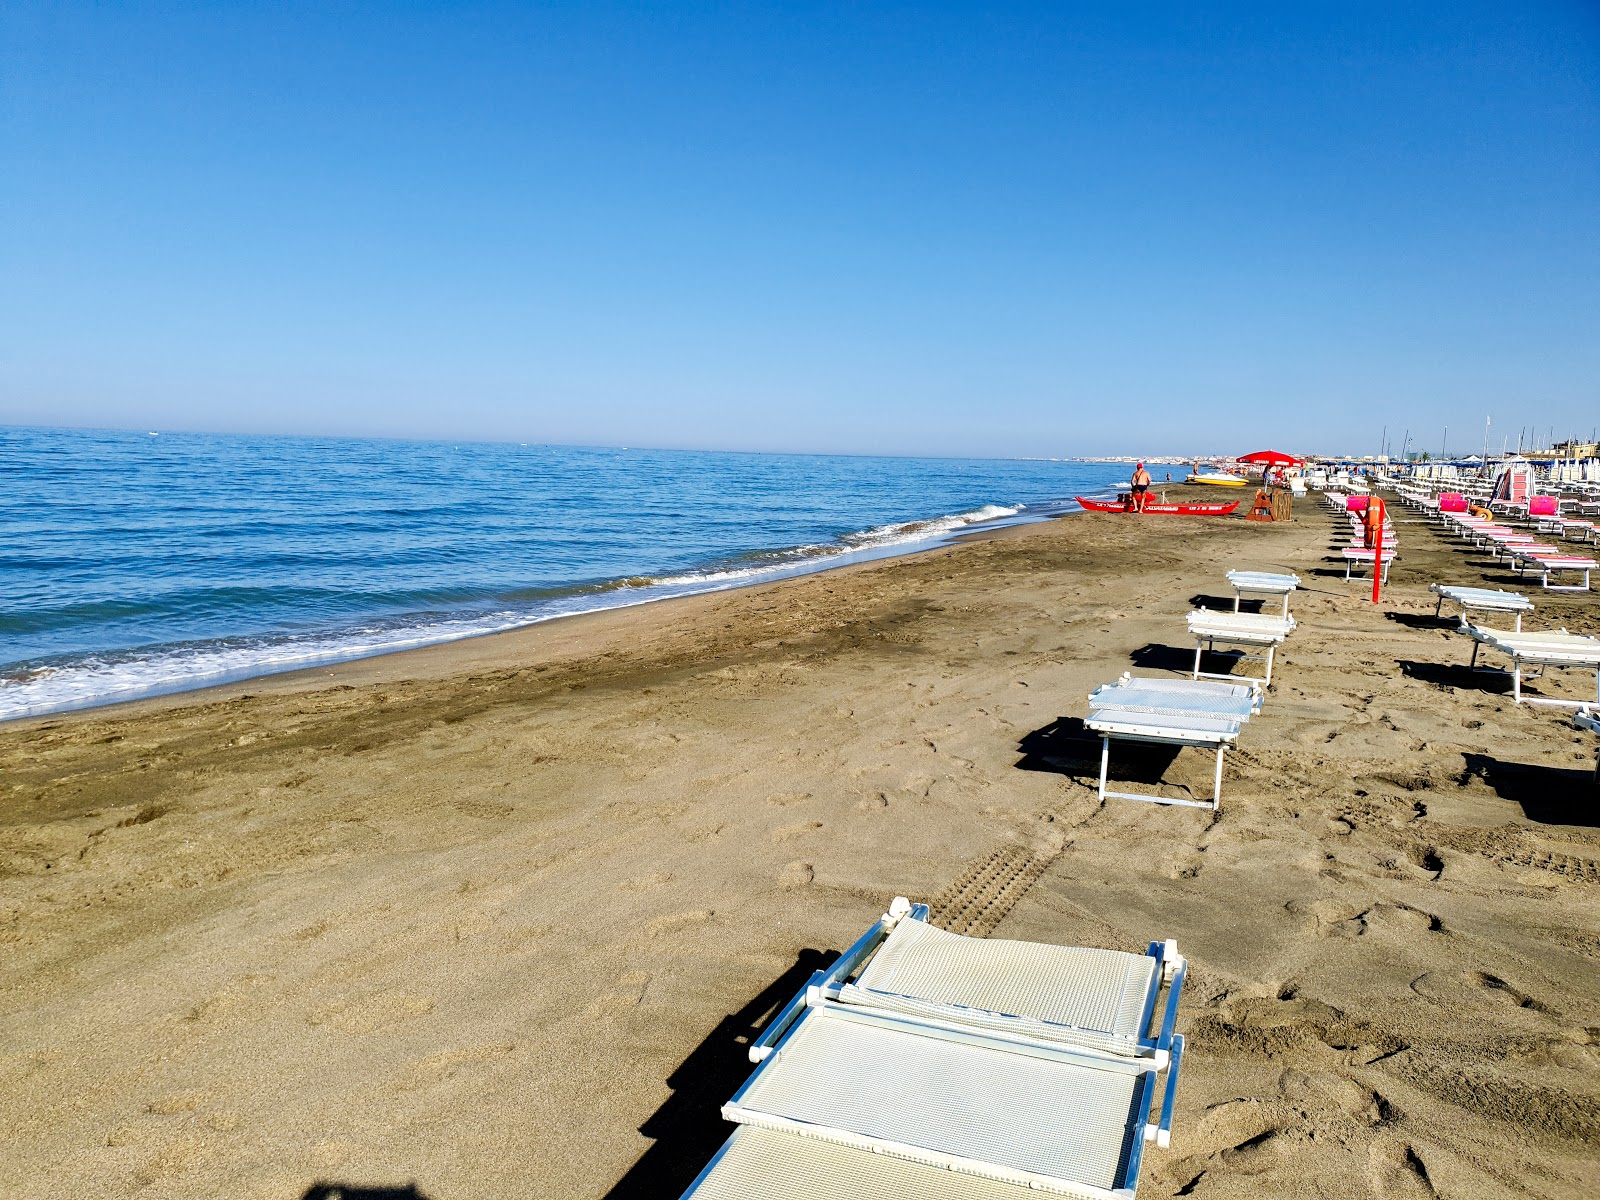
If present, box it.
[1430,584,1534,631]
[755,900,1187,1067]
[1089,673,1263,718]
[1527,555,1596,592]
[1186,609,1296,687]
[719,1006,1181,1200]
[1341,547,1396,583]
[1084,707,1241,810]
[710,903,1186,1200]
[1224,570,1300,616]
[1464,626,1600,708]
[683,1126,1096,1200]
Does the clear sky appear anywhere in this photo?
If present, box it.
[3,2,1597,458]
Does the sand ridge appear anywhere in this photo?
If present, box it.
[2,496,1597,1198]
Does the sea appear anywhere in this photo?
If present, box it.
[1,426,1132,721]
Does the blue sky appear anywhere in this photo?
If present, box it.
[3,2,1596,457]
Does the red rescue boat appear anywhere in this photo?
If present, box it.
[1076,496,1241,516]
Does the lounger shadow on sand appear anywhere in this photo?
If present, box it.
[1128,643,1198,675]
[1384,611,1459,631]
[1016,716,1181,782]
[1396,659,1513,696]
[1460,753,1600,827]
[1187,593,1261,613]
[604,949,838,1200]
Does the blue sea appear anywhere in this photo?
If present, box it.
[1,427,1129,720]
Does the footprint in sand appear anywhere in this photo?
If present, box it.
[765,791,813,807]
[305,989,435,1034]
[401,1040,517,1087]
[1368,1139,1436,1198]
[779,862,814,889]
[770,821,823,843]
[586,970,652,1017]
[638,909,715,941]
[145,1091,209,1115]
[621,871,673,891]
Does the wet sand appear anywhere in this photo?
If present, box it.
[3,493,1597,1199]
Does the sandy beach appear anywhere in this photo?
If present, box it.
[3,494,1598,1199]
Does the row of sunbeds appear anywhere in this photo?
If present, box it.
[679,563,1316,1195]
[681,898,1189,1199]
[1080,570,1299,810]
[1320,490,1398,583]
[1398,489,1597,591]
[1427,583,1600,709]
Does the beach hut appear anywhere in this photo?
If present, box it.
[1491,456,1537,506]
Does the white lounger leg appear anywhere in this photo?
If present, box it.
[1098,736,1222,810]
[1192,640,1204,681]
[1263,644,1275,687]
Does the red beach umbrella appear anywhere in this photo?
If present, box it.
[1236,450,1304,467]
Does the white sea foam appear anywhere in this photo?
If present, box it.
[0,500,1032,721]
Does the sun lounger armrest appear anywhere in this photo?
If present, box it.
[816,915,899,993]
[1156,957,1187,1053]
[1145,1035,1185,1150]
[749,970,823,1062]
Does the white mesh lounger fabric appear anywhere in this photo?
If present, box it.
[1429,584,1533,631]
[1185,609,1296,687]
[682,1126,1055,1200]
[1088,673,1262,719]
[1463,626,1600,708]
[1224,570,1300,616]
[696,904,1187,1200]
[723,1004,1177,1198]
[835,912,1164,1059]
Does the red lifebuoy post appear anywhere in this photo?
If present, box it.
[1370,497,1385,603]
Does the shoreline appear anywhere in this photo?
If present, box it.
[1,501,1085,727]
[4,497,1596,1198]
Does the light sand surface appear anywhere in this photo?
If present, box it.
[3,494,1598,1199]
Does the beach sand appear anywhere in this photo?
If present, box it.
[3,494,1598,1199]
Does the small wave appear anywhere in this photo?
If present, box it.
[0,499,1032,720]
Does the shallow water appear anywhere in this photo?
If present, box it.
[2,427,1128,718]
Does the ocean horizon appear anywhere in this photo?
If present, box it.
[2,426,1131,720]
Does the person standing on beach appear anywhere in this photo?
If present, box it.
[1131,462,1153,512]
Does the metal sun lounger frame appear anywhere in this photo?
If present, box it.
[1224,570,1300,616]
[1429,584,1533,632]
[1186,609,1295,688]
[750,901,1187,1067]
[1341,547,1396,584]
[1079,676,1260,810]
[693,901,1187,1200]
[1463,625,1600,709]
